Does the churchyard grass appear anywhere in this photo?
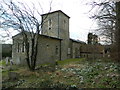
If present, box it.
[57,58,85,65]
[2,58,120,88]
[0,60,6,66]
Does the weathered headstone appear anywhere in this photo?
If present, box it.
[8,72,19,80]
[10,59,14,65]
[5,57,9,65]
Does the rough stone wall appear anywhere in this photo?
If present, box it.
[36,35,61,65]
[71,42,81,58]
[59,11,69,60]
[70,40,87,59]
[12,34,61,65]
[80,44,104,58]
[69,40,104,59]
[41,12,59,38]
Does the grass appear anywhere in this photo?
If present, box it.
[2,58,120,88]
[0,60,6,66]
[57,58,85,65]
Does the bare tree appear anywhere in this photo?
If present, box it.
[0,0,52,71]
[89,0,120,61]
[115,1,120,62]
[89,1,116,44]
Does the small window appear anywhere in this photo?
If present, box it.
[64,20,66,24]
[56,46,58,54]
[17,43,19,52]
[47,44,49,48]
[48,19,52,30]
[68,48,71,54]
[63,20,67,29]
[22,42,25,52]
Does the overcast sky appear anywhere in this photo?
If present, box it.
[0,0,102,44]
[31,0,100,41]
[50,0,98,42]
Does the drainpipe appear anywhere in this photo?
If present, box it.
[58,12,60,38]
[60,40,62,60]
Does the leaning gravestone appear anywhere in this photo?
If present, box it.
[10,59,14,65]
[8,72,19,80]
[5,57,9,65]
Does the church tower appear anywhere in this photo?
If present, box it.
[88,33,98,44]
[41,10,70,60]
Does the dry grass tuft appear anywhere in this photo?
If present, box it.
[17,68,40,77]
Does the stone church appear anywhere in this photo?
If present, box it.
[12,10,103,65]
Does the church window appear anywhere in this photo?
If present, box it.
[64,20,66,24]
[68,48,71,54]
[56,46,58,54]
[22,42,25,52]
[17,43,19,52]
[48,19,52,30]
[64,20,66,27]
[47,44,49,48]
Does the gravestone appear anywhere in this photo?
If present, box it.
[5,57,9,65]
[10,59,14,65]
[8,72,19,80]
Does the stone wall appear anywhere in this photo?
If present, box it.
[58,11,70,60]
[36,35,61,65]
[80,44,104,58]
[12,34,61,65]
[70,40,86,59]
[41,12,59,38]
[69,39,104,59]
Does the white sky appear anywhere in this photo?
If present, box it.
[0,0,102,44]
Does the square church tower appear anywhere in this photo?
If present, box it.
[41,10,70,60]
[41,10,70,39]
